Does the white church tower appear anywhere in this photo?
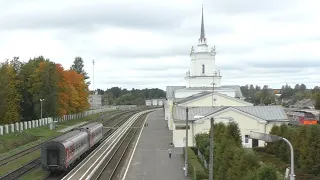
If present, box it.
[185,6,222,88]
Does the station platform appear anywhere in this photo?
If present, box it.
[123,110,189,180]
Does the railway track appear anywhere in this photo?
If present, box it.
[43,109,146,180]
[0,158,41,180]
[92,113,147,180]
[0,110,121,168]
[0,109,143,180]
[61,109,155,180]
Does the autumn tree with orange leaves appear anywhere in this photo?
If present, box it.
[0,56,90,124]
[56,64,89,116]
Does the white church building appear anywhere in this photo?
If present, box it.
[164,7,289,148]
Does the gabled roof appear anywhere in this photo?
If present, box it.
[173,105,289,122]
[205,106,289,121]
[175,91,212,104]
[166,86,186,99]
[175,92,252,106]
[174,85,244,98]
[173,106,221,121]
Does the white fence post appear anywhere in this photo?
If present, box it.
[4,124,9,134]
[15,122,19,132]
[10,124,15,133]
[0,126,3,135]
[20,122,24,131]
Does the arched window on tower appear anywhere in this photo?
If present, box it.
[202,64,205,74]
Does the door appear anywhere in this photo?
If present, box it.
[47,149,60,165]
[252,139,259,148]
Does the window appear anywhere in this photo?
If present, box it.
[175,125,190,130]
[202,64,205,74]
[245,135,249,143]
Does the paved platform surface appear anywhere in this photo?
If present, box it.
[124,110,190,180]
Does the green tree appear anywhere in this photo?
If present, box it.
[226,148,260,180]
[314,93,320,110]
[224,121,242,147]
[31,60,59,118]
[244,163,280,180]
[0,61,22,124]
[70,56,89,82]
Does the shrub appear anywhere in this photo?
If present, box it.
[184,147,208,179]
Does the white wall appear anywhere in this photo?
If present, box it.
[185,75,222,88]
[89,94,102,109]
[190,46,215,77]
[145,100,152,106]
[182,94,253,107]
[174,89,236,99]
[172,109,285,148]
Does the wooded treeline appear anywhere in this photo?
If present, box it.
[95,87,165,105]
[240,84,320,107]
[0,56,90,124]
[193,122,281,180]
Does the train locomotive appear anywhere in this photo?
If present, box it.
[41,122,103,171]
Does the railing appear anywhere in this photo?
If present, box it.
[197,150,209,169]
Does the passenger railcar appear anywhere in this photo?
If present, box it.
[41,122,104,171]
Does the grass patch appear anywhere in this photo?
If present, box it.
[0,110,117,158]
[256,151,320,180]
[20,167,48,180]
[0,150,40,177]
[57,110,118,127]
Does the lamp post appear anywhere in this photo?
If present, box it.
[185,107,189,177]
[40,99,45,119]
[174,104,199,177]
[249,131,295,180]
[194,115,234,180]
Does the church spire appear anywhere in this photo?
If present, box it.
[199,5,207,45]
[200,5,205,40]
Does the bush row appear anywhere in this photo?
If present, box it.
[183,147,208,180]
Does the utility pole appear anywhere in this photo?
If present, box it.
[209,117,214,180]
[185,107,189,177]
[40,99,45,119]
[92,59,95,110]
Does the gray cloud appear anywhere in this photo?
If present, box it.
[204,0,295,14]
[0,0,318,91]
[0,2,188,31]
[248,58,320,68]
[78,43,254,60]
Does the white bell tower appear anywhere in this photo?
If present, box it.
[185,6,222,88]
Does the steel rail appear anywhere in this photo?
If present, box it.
[92,113,147,180]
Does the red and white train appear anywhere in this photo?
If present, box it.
[41,122,103,171]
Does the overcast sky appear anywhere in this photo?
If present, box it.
[0,0,319,91]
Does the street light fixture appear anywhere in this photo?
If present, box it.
[40,99,45,119]
[249,131,295,180]
[175,104,199,177]
[193,115,234,180]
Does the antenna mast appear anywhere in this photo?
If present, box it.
[92,59,95,110]
[212,74,215,107]
[92,59,95,94]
